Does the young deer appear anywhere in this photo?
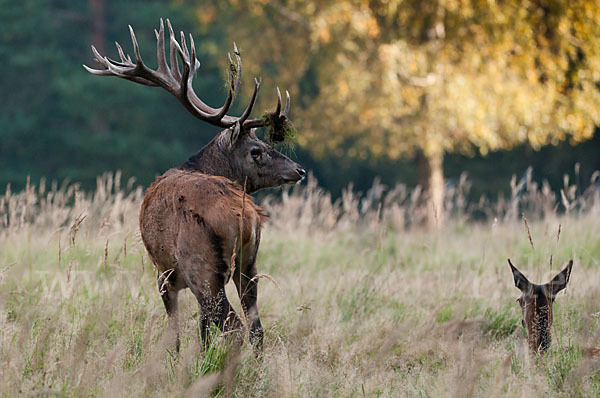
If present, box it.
[509,259,573,355]
[509,259,600,358]
[85,19,305,351]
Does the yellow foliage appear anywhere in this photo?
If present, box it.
[197,0,600,160]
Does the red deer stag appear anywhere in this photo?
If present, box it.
[84,19,305,351]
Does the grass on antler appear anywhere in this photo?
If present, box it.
[261,111,297,150]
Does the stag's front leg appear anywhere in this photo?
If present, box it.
[233,254,263,351]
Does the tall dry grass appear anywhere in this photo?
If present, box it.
[0,169,599,397]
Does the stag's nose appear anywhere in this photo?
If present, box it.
[296,168,306,179]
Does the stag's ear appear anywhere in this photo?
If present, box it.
[547,260,573,297]
[509,259,532,292]
[229,122,241,147]
[219,122,242,150]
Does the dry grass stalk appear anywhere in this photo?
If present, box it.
[229,237,238,284]
[0,171,599,396]
[296,304,311,312]
[104,239,109,271]
[235,177,248,284]
[0,262,16,283]
[249,273,283,295]
[158,268,175,296]
[58,237,62,266]
[67,260,74,283]
[522,212,534,250]
[69,213,87,246]
[112,246,123,266]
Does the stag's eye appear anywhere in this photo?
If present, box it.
[250,148,262,160]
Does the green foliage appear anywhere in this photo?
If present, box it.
[543,340,583,392]
[196,324,234,377]
[484,305,520,341]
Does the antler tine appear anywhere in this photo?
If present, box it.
[180,31,189,60]
[188,34,201,72]
[115,42,131,65]
[283,90,290,117]
[166,19,181,81]
[174,32,222,120]
[155,18,170,75]
[238,77,261,124]
[89,45,110,67]
[128,25,144,65]
[83,47,113,76]
[275,87,282,115]
[189,33,198,75]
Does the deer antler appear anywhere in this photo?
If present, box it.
[84,18,290,130]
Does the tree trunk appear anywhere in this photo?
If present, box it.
[416,149,444,228]
[89,0,105,54]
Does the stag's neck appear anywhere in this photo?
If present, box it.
[179,139,238,182]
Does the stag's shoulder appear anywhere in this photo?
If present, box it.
[143,169,267,224]
[145,169,233,197]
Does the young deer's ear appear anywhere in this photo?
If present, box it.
[547,259,573,297]
[508,259,531,292]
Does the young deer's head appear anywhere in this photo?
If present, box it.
[508,259,573,354]
[84,18,304,193]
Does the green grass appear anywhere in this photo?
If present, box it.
[0,174,599,396]
[484,305,520,341]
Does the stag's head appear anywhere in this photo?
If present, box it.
[84,18,305,193]
[212,118,305,193]
[508,259,573,354]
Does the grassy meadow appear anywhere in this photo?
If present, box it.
[1,172,599,397]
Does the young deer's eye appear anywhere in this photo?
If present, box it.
[250,148,262,160]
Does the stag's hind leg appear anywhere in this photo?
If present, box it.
[175,227,242,350]
[157,268,184,352]
[194,285,243,350]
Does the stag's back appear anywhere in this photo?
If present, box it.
[140,170,267,276]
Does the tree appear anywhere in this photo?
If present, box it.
[194,0,600,226]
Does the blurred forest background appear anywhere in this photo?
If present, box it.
[1,0,599,216]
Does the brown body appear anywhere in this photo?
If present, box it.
[141,170,268,347]
[85,19,304,350]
